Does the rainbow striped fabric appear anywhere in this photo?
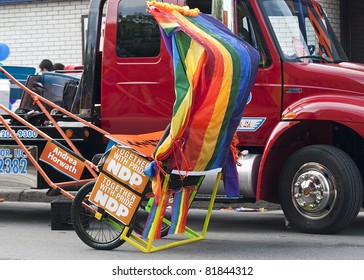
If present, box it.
[145,2,259,201]
[168,187,194,235]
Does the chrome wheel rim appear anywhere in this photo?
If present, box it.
[291,162,337,219]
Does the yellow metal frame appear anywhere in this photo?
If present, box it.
[120,172,222,253]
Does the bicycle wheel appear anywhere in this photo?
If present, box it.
[71,181,128,250]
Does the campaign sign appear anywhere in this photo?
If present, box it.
[89,145,151,225]
[89,173,142,225]
[101,145,151,194]
[39,141,85,180]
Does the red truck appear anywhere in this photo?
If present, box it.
[1,0,364,234]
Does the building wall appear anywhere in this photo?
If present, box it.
[0,0,89,69]
[0,0,342,69]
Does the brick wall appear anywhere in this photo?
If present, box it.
[0,0,89,69]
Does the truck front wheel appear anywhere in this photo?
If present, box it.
[279,145,363,234]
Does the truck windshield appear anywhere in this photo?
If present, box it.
[258,0,348,63]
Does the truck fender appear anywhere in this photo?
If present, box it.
[282,95,364,137]
[256,120,299,201]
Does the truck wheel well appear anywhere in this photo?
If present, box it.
[259,121,364,204]
[332,123,364,190]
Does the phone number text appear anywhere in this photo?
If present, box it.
[0,129,38,139]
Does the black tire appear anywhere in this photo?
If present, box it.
[71,181,128,250]
[279,145,363,234]
[133,198,171,237]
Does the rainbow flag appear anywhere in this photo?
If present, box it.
[168,187,194,235]
[145,2,259,202]
[142,193,170,239]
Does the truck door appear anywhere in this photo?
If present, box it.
[228,0,282,147]
[101,0,175,135]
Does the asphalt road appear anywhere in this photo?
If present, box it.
[1,201,364,260]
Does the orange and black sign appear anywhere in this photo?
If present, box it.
[40,140,86,180]
[106,130,163,156]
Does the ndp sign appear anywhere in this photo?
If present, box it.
[89,145,151,225]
